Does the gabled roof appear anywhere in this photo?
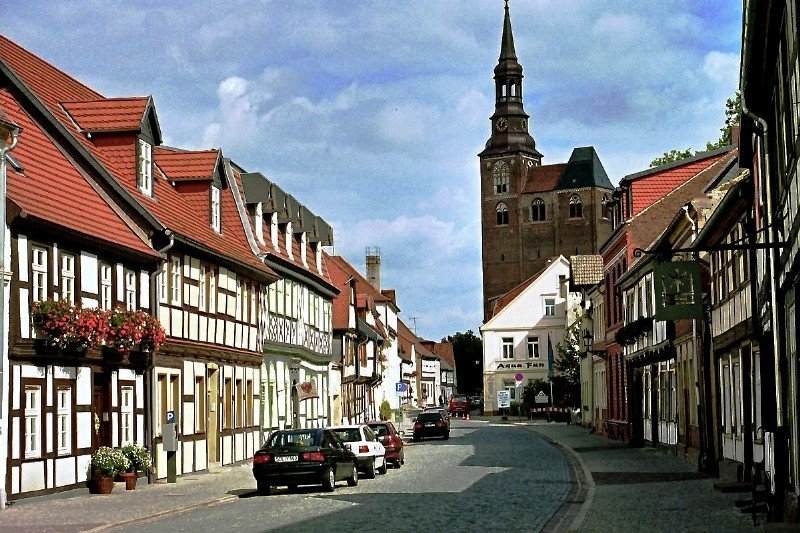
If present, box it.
[396,319,415,361]
[155,147,220,182]
[329,255,391,307]
[485,255,569,322]
[522,163,566,194]
[556,146,614,191]
[0,89,157,259]
[327,253,353,331]
[62,97,150,134]
[432,342,455,370]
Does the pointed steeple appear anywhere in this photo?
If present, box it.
[480,1,541,159]
[499,0,517,61]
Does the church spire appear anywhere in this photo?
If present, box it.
[499,0,517,61]
[480,1,541,159]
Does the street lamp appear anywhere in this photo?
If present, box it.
[582,329,593,354]
[0,111,21,512]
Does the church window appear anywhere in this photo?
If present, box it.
[510,83,516,97]
[496,203,509,225]
[531,198,546,221]
[493,162,509,194]
[501,84,507,97]
[569,194,583,218]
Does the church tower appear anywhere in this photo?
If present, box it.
[479,2,614,320]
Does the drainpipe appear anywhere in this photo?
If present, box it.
[146,230,173,484]
[0,116,21,512]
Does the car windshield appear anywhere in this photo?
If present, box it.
[453,396,468,402]
[370,425,389,437]
[331,428,362,442]
[417,413,441,422]
[267,430,318,448]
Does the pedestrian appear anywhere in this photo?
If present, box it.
[438,394,444,407]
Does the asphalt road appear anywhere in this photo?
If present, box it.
[110,420,572,533]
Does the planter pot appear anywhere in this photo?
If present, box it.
[88,475,115,494]
[119,471,137,490]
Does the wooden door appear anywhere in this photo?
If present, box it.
[92,372,112,450]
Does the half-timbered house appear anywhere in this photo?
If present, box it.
[239,171,337,432]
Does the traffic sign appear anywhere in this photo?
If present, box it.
[535,391,549,404]
[514,373,524,384]
[395,382,407,394]
[166,410,176,424]
[497,390,511,408]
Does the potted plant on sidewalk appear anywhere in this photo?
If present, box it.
[119,444,152,490]
[88,446,129,494]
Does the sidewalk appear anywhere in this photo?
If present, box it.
[523,421,758,532]
[0,463,255,531]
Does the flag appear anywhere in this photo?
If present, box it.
[295,379,319,401]
[547,333,554,379]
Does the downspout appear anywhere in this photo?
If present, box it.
[146,230,174,484]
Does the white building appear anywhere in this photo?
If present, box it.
[480,256,577,415]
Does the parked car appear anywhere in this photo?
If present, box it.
[449,394,470,416]
[423,407,451,428]
[252,428,357,495]
[329,424,387,478]
[413,411,450,441]
[367,420,405,468]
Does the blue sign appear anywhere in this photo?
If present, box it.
[166,410,176,424]
[395,382,407,393]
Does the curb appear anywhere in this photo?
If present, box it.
[86,494,238,531]
[524,426,595,532]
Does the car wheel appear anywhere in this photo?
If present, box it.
[347,463,359,486]
[400,450,405,465]
[322,467,336,492]
[365,457,376,479]
[287,483,298,492]
[444,432,450,440]
[378,457,388,475]
[256,480,271,496]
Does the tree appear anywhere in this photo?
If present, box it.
[441,330,483,394]
[649,91,742,167]
[554,320,581,388]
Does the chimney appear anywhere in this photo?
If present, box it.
[730,123,741,148]
[366,246,381,290]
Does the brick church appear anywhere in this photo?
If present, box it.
[480,3,614,319]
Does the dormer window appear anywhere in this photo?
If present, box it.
[211,185,221,233]
[137,139,153,196]
[300,232,308,266]
[285,223,294,259]
[270,213,279,249]
[315,243,322,273]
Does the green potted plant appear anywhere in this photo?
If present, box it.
[119,444,152,490]
[88,446,129,494]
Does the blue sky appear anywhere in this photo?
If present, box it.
[4,0,742,341]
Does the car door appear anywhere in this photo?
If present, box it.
[328,431,352,479]
[363,426,382,457]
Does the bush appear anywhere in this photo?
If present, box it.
[379,400,392,421]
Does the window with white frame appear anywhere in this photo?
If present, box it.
[544,297,556,317]
[100,263,112,310]
[171,256,181,305]
[199,265,207,312]
[276,279,285,316]
[24,385,41,458]
[61,254,75,304]
[137,139,153,196]
[32,246,48,303]
[124,269,136,310]
[527,336,540,358]
[501,337,514,359]
[56,386,71,455]
[211,185,221,233]
[120,385,134,445]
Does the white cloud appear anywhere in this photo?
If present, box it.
[703,50,740,86]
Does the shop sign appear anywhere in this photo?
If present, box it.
[654,260,703,321]
[495,361,545,370]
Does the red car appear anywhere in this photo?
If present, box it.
[367,420,405,468]
[449,394,470,416]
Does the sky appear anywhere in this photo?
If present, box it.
[3,0,742,342]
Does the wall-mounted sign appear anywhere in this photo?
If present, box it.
[654,260,703,320]
[497,390,511,408]
[495,361,545,370]
[294,379,319,401]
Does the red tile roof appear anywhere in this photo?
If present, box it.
[328,256,389,306]
[155,147,219,182]
[522,163,566,194]
[0,35,275,280]
[327,254,352,331]
[396,319,415,361]
[627,153,726,216]
[0,89,157,258]
[432,342,455,370]
[62,97,149,133]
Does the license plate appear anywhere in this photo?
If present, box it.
[425,423,435,427]
[275,455,298,463]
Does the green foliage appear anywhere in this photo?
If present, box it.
[91,446,128,477]
[379,399,392,421]
[649,91,741,168]
[441,329,483,394]
[522,379,550,409]
[554,320,581,388]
